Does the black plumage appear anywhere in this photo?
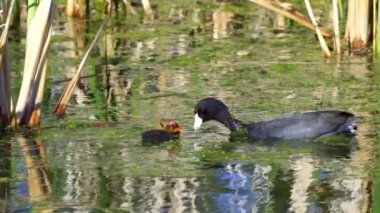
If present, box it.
[142,120,183,144]
[193,98,358,141]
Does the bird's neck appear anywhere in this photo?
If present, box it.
[217,112,243,132]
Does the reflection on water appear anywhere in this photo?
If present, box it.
[119,177,199,212]
[0,137,10,212]
[212,163,271,212]
[212,3,233,40]
[11,134,52,212]
[3,0,378,212]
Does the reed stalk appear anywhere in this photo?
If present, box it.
[0,0,15,127]
[250,0,331,38]
[25,27,51,126]
[338,0,343,19]
[376,0,380,54]
[67,0,85,18]
[27,0,37,25]
[14,0,52,127]
[105,0,114,15]
[345,0,369,51]
[141,0,153,23]
[141,0,152,14]
[85,0,90,17]
[304,0,331,57]
[12,0,20,29]
[122,0,136,16]
[332,0,342,55]
[54,18,107,117]
[373,0,376,52]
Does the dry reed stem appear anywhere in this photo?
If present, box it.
[67,0,85,18]
[29,61,48,127]
[0,0,15,126]
[141,0,153,15]
[376,0,380,52]
[250,0,331,38]
[14,0,52,126]
[344,0,369,51]
[0,0,15,58]
[344,0,354,40]
[26,26,51,127]
[3,0,12,111]
[53,18,107,117]
[372,0,376,51]
[141,0,153,23]
[332,0,342,55]
[122,0,136,16]
[304,0,331,57]
[104,0,112,15]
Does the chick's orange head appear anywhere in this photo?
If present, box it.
[164,120,183,133]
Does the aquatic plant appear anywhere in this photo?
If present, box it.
[250,0,377,56]
[304,0,330,57]
[54,18,107,117]
[14,0,53,127]
[345,0,369,53]
[67,0,85,18]
[0,0,15,128]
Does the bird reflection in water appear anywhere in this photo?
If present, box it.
[213,163,271,212]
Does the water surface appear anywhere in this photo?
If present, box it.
[2,1,378,212]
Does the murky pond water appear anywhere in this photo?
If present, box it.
[1,1,379,212]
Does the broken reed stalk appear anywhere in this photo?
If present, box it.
[249,0,331,38]
[121,0,136,16]
[344,0,369,51]
[1,0,13,126]
[141,0,153,15]
[332,0,342,55]
[0,0,15,127]
[14,0,53,127]
[28,63,48,127]
[0,0,13,54]
[304,0,331,57]
[67,0,85,18]
[141,0,154,23]
[25,27,51,127]
[53,18,107,117]
[0,0,15,63]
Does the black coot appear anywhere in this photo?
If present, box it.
[193,98,359,141]
[142,120,183,144]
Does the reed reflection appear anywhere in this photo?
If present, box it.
[0,136,11,212]
[10,133,52,212]
[212,3,233,40]
[18,134,51,202]
[119,176,199,212]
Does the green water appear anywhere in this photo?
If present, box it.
[2,1,379,212]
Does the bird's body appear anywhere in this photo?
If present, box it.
[246,111,357,140]
[142,120,183,144]
[193,98,358,141]
[142,129,178,143]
